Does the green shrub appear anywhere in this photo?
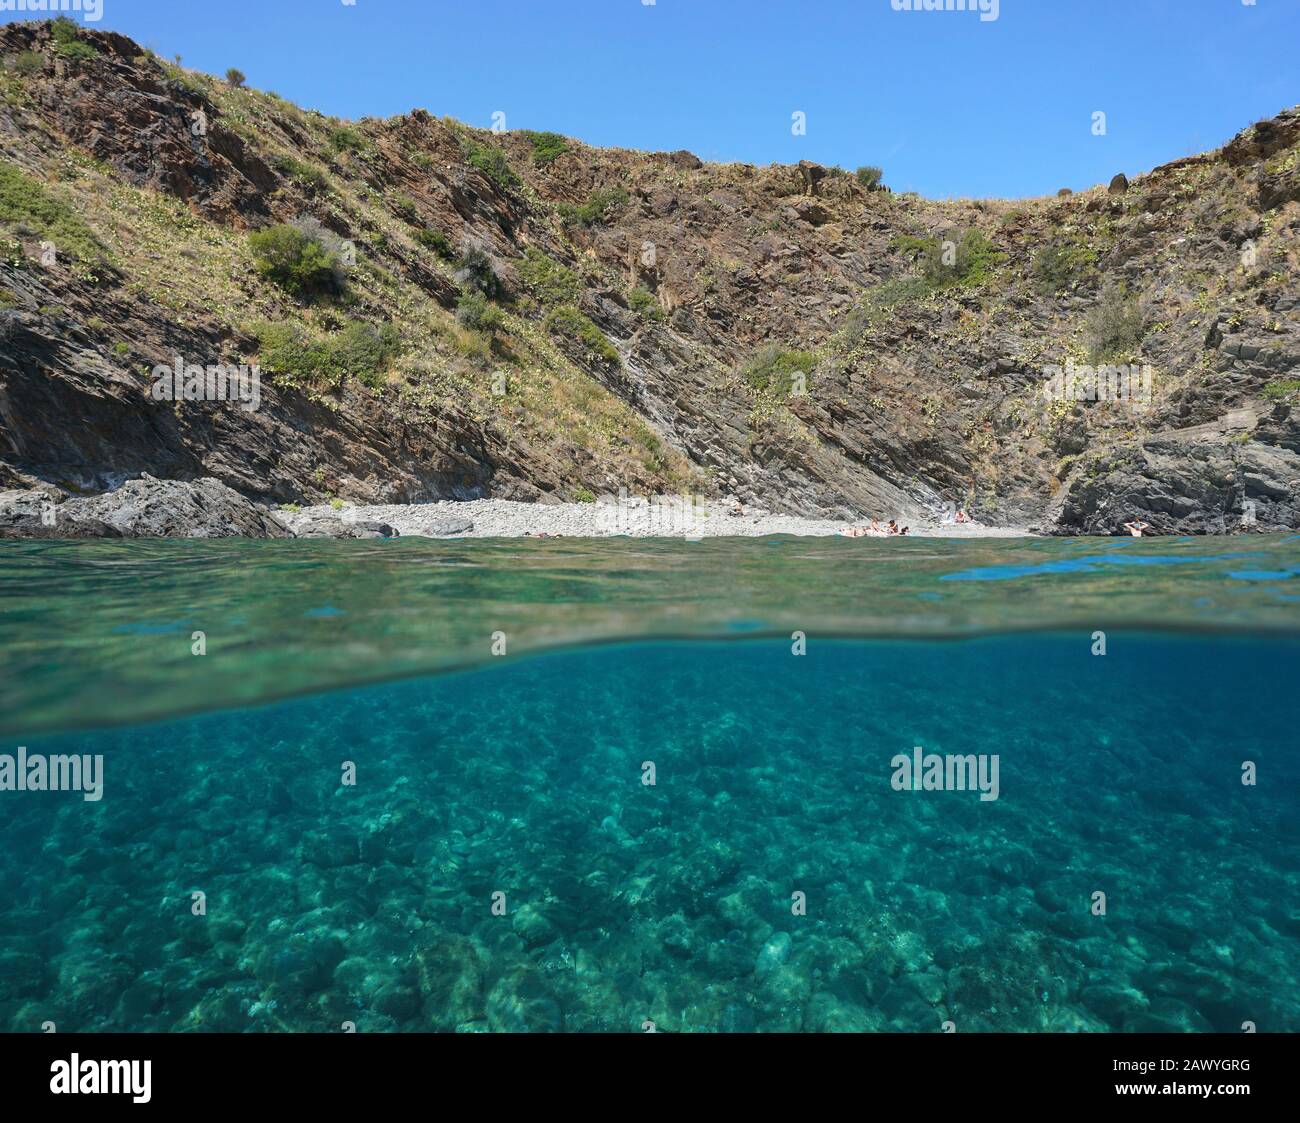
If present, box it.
[0,158,104,265]
[272,154,331,194]
[1083,284,1145,361]
[517,247,580,305]
[328,126,366,155]
[895,228,1005,290]
[50,17,97,61]
[460,137,519,189]
[455,244,504,299]
[740,345,815,395]
[225,68,246,88]
[855,166,883,189]
[9,51,44,76]
[1263,380,1300,401]
[523,130,569,167]
[628,286,664,321]
[545,305,619,365]
[414,228,453,258]
[1032,240,1097,294]
[834,277,930,350]
[254,319,400,389]
[330,319,402,388]
[455,291,504,335]
[574,486,596,503]
[559,186,629,227]
[389,194,420,223]
[248,219,348,297]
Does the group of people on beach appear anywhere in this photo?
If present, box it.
[839,507,976,538]
[839,518,910,538]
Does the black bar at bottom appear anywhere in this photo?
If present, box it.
[0,1031,1287,1108]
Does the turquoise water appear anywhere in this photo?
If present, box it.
[1,536,1298,1032]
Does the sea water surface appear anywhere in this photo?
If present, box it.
[1,535,1297,1032]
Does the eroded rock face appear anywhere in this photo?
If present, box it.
[0,23,1296,534]
[0,488,122,538]
[1047,414,1300,535]
[59,476,288,538]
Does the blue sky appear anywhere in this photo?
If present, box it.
[9,0,1299,199]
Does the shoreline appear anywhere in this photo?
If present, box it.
[279,498,1037,540]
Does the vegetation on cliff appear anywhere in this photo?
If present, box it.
[0,18,1296,531]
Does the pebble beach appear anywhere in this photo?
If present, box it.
[280,498,1035,540]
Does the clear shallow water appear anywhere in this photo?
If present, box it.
[2,534,1299,737]
[1,536,1298,1032]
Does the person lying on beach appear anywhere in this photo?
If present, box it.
[839,517,885,537]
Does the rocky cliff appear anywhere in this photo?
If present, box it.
[1,20,1297,534]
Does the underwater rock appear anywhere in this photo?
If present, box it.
[299,829,362,868]
[182,986,255,1032]
[57,948,138,1020]
[511,903,558,949]
[806,991,881,1032]
[659,914,696,961]
[1124,997,1213,1033]
[115,978,165,1024]
[911,970,946,1006]
[414,933,485,1029]
[256,934,346,996]
[719,1002,758,1032]
[485,967,564,1032]
[372,983,422,1022]
[0,950,49,1002]
[702,930,753,981]
[754,930,792,978]
[1080,981,1150,1027]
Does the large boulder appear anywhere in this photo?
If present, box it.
[292,514,399,540]
[59,476,291,538]
[0,488,122,539]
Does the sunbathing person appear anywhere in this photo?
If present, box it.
[840,517,888,538]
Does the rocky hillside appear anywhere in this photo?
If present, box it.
[1,19,1298,533]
